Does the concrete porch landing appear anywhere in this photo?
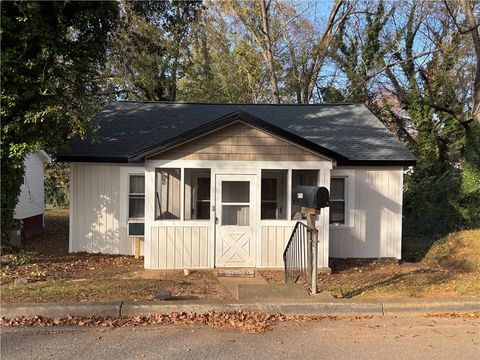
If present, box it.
[214,270,311,300]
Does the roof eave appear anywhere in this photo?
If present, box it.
[336,159,417,167]
[56,155,141,164]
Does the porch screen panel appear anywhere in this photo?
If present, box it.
[261,170,287,220]
[329,177,346,224]
[184,169,211,220]
[291,170,318,220]
[155,168,181,220]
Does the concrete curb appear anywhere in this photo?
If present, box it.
[119,300,385,317]
[381,299,480,314]
[1,299,479,319]
[0,301,122,319]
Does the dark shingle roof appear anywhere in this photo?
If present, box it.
[58,101,416,165]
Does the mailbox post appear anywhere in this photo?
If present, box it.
[292,186,329,294]
[302,206,318,294]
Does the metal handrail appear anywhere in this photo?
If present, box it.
[283,221,315,287]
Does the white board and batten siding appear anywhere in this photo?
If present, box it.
[260,226,292,268]
[14,152,50,220]
[69,162,143,255]
[148,226,209,268]
[329,167,403,260]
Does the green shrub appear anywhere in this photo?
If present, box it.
[45,162,69,209]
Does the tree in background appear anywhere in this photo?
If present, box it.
[44,162,70,209]
[179,0,352,104]
[1,1,119,242]
[178,1,269,103]
[106,0,202,101]
[327,0,480,235]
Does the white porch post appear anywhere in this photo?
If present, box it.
[318,168,331,269]
[144,165,155,268]
[286,168,292,221]
[180,167,185,221]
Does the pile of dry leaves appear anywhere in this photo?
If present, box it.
[425,312,480,318]
[0,311,338,333]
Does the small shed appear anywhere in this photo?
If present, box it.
[13,150,52,241]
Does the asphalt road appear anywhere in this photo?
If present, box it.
[1,315,479,360]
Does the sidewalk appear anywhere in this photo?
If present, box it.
[1,297,479,319]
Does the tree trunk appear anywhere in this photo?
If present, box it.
[303,0,346,103]
[260,0,281,103]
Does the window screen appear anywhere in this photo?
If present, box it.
[261,170,287,220]
[330,177,346,224]
[221,180,250,226]
[155,168,181,220]
[184,169,211,220]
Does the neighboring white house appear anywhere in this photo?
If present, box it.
[13,150,52,239]
[58,102,416,271]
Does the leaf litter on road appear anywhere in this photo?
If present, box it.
[0,311,340,333]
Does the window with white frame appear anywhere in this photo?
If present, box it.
[155,168,181,220]
[261,170,287,220]
[329,177,346,224]
[129,175,145,219]
[184,169,211,220]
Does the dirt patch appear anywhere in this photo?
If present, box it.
[1,252,143,285]
[1,210,231,303]
[1,210,143,284]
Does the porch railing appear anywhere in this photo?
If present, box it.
[283,221,317,292]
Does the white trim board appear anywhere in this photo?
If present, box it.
[145,159,333,170]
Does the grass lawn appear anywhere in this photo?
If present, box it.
[1,210,232,303]
[260,229,480,299]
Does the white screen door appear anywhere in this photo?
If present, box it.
[215,174,256,267]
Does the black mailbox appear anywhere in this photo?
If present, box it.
[292,186,329,209]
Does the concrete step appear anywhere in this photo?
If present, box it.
[217,269,256,277]
[237,283,311,301]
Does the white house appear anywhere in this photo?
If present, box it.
[13,150,52,239]
[58,102,416,271]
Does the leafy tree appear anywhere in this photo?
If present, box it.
[177,3,268,103]
[1,1,119,242]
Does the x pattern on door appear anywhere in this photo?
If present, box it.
[219,231,252,264]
